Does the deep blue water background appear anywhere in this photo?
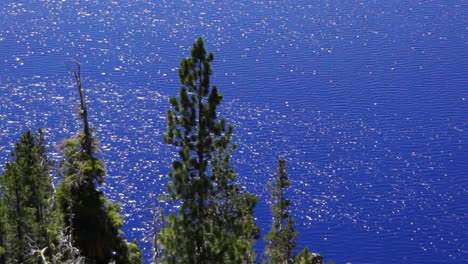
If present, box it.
[0,1,466,263]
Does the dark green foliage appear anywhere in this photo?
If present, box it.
[127,240,143,264]
[56,63,142,264]
[264,159,298,264]
[160,37,259,263]
[0,201,5,264]
[0,129,59,263]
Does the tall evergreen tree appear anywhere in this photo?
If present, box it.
[264,159,298,264]
[56,63,142,264]
[159,37,259,263]
[0,129,58,263]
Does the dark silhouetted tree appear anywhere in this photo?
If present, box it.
[56,63,142,264]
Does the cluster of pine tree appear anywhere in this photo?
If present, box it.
[0,38,326,263]
[0,64,142,264]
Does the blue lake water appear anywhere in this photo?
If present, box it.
[0,1,466,263]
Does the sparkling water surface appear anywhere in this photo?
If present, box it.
[0,1,466,263]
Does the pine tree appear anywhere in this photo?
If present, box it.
[56,63,142,264]
[264,159,298,264]
[159,37,259,263]
[1,162,28,263]
[0,129,58,263]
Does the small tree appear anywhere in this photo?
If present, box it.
[56,63,142,264]
[295,247,324,264]
[0,129,58,263]
[264,159,298,264]
[159,37,259,263]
